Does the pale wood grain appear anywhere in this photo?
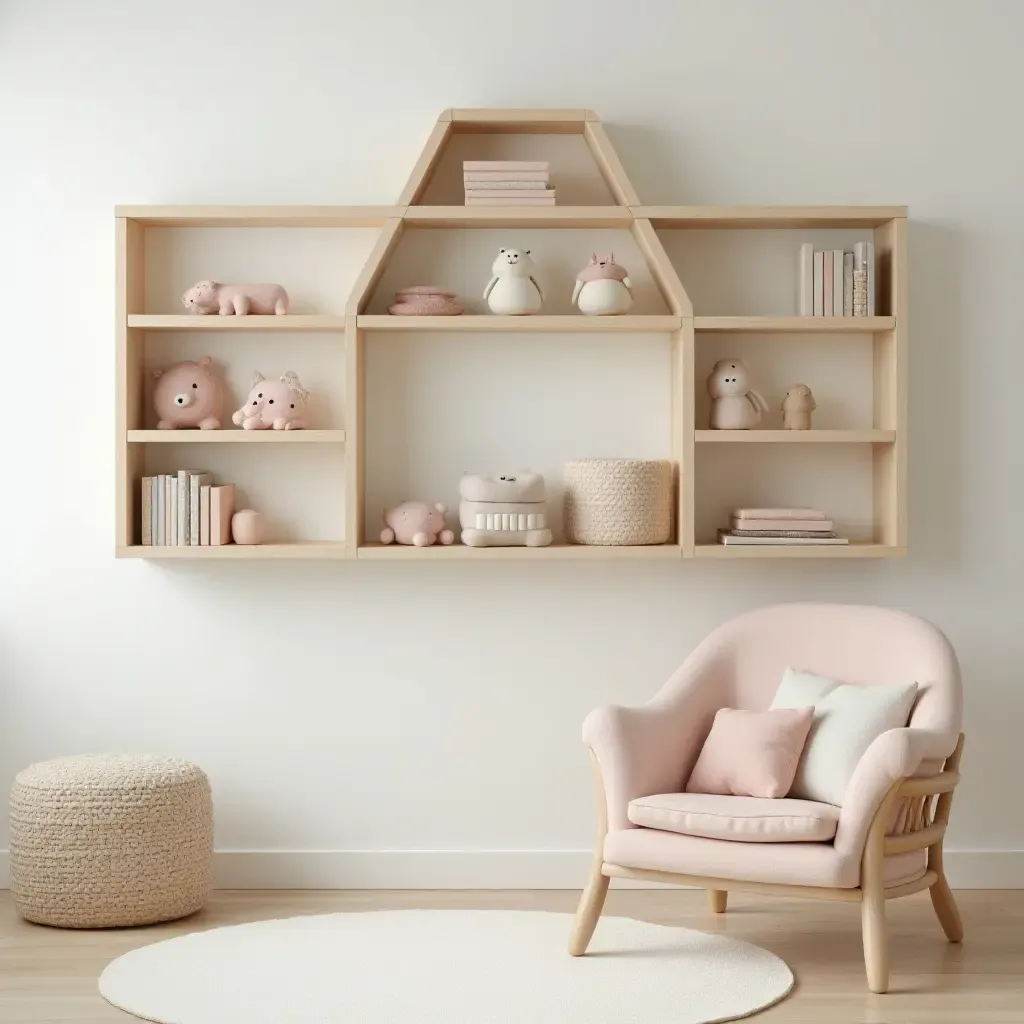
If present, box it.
[636,205,907,228]
[115,206,404,227]
[694,542,906,559]
[402,206,633,228]
[357,542,682,560]
[126,430,345,444]
[356,314,680,333]
[128,314,347,332]
[116,542,347,559]
[696,429,896,443]
[695,315,895,332]
[396,118,453,206]
[583,121,641,206]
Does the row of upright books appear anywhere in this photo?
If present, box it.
[798,242,875,316]
[140,472,235,546]
[717,508,848,546]
[463,161,555,206]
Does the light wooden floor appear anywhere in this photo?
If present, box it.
[1,888,1022,1022]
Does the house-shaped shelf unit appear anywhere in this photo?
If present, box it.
[116,108,906,560]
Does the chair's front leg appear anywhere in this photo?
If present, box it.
[568,750,610,956]
[861,782,898,993]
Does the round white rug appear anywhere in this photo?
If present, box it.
[99,910,793,1023]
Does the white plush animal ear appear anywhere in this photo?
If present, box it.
[280,371,310,403]
[434,503,446,514]
[251,371,266,387]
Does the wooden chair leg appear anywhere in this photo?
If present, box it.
[708,889,727,914]
[861,880,890,993]
[568,868,610,956]
[928,735,964,943]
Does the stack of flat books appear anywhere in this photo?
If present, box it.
[718,508,848,546]
[140,472,235,546]
[463,161,554,206]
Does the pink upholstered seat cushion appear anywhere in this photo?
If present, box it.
[629,792,840,843]
[685,706,814,798]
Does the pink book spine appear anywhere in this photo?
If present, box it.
[463,170,549,181]
[209,483,236,545]
[199,484,211,545]
[462,189,556,198]
[823,250,834,315]
[463,160,549,171]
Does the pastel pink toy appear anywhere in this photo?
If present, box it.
[153,355,226,430]
[572,252,633,315]
[380,501,455,547]
[231,371,310,431]
[181,280,290,316]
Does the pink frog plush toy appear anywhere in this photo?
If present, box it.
[380,501,454,547]
[232,371,310,430]
[571,253,633,315]
[182,280,290,316]
[153,355,226,429]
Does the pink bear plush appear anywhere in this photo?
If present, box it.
[182,280,290,316]
[380,502,454,547]
[153,355,226,429]
[232,371,309,430]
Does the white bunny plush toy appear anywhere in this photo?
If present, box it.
[707,358,769,429]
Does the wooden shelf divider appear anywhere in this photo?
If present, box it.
[127,429,345,444]
[357,315,680,333]
[128,315,347,332]
[695,430,895,444]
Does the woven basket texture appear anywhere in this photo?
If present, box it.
[10,754,213,928]
[564,458,672,545]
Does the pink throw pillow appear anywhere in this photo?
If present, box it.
[685,707,815,799]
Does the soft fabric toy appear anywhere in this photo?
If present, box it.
[572,252,633,315]
[232,371,309,430]
[182,280,290,316]
[782,383,816,429]
[483,248,543,315]
[380,501,454,546]
[459,473,552,547]
[153,355,226,430]
[707,358,769,429]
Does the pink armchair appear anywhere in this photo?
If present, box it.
[568,604,964,994]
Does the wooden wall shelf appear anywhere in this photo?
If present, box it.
[115,108,907,560]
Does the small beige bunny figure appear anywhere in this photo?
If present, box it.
[707,359,769,429]
[782,383,816,429]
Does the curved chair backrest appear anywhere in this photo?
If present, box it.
[657,604,962,738]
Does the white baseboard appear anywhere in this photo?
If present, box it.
[1,849,1021,890]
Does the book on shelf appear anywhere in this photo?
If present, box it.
[465,197,556,206]
[199,485,212,546]
[722,529,837,539]
[801,243,875,316]
[733,507,826,520]
[463,188,557,198]
[209,483,236,546]
[463,169,549,181]
[462,180,550,191]
[141,478,153,546]
[718,530,849,546]
[168,477,176,546]
[730,517,835,532]
[463,160,549,171]
[189,471,213,546]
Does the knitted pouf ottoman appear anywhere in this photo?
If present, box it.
[10,754,213,928]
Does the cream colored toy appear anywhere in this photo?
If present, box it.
[483,248,543,315]
[782,383,816,429]
[572,253,633,315]
[459,473,552,547]
[707,358,769,430]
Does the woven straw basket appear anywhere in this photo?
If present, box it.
[564,458,673,545]
[9,754,213,928]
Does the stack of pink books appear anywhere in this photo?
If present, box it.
[718,508,847,546]
[140,472,235,546]
[463,161,554,206]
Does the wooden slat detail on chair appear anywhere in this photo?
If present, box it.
[899,771,959,797]
[883,870,938,900]
[884,822,946,855]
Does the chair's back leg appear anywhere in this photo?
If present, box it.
[929,734,964,942]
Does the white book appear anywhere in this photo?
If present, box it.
[797,243,814,316]
[177,469,192,546]
[813,251,824,316]
[140,477,152,546]
[463,160,549,171]
[186,470,212,546]
[199,484,212,545]
[718,531,849,546]
[154,475,164,545]
[463,180,550,190]
[843,252,854,315]
[832,250,844,316]
[855,241,875,315]
[823,250,834,316]
[170,477,178,545]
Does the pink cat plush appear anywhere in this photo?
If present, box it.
[153,355,226,429]
[182,280,290,316]
[232,371,309,430]
[571,253,633,315]
[380,501,454,547]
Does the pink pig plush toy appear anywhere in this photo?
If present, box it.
[380,501,454,547]
[232,371,310,430]
[153,355,226,429]
[182,280,290,316]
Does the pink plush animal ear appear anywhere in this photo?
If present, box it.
[153,368,164,380]
[590,252,598,264]
[199,355,213,368]
[434,503,446,514]
[606,252,615,264]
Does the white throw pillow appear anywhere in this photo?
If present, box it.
[769,668,918,806]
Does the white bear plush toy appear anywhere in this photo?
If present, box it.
[707,358,769,429]
[483,248,543,315]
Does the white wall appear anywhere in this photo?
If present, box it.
[2,0,1023,887]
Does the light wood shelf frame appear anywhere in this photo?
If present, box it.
[115,108,907,560]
